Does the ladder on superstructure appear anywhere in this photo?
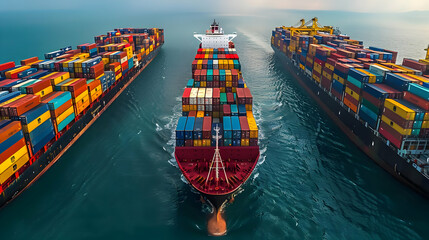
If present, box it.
[205,126,230,188]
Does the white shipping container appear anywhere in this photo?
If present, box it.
[190,88,198,104]
[197,105,205,111]
[121,57,128,64]
[197,88,206,105]
[205,88,213,104]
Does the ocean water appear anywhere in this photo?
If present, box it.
[0,9,429,239]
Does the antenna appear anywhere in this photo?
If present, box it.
[205,126,230,188]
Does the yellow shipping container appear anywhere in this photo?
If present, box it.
[381,115,412,135]
[49,72,70,85]
[73,89,89,104]
[0,154,30,184]
[146,49,150,56]
[345,87,360,101]
[5,66,30,78]
[116,72,122,80]
[312,73,320,83]
[23,111,51,133]
[194,140,202,147]
[57,106,74,124]
[202,140,210,147]
[325,63,335,71]
[190,105,197,111]
[182,105,189,112]
[90,86,102,103]
[197,111,204,117]
[384,99,416,120]
[228,60,234,69]
[40,72,57,80]
[96,73,105,80]
[0,95,26,107]
[245,104,252,111]
[355,69,377,83]
[247,115,258,139]
[34,86,53,98]
[0,145,27,170]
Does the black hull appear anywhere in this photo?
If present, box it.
[272,46,429,198]
[0,46,162,208]
[204,193,232,210]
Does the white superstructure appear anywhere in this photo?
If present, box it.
[194,20,237,49]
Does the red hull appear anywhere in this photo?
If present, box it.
[175,146,260,196]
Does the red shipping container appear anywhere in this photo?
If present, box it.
[344,92,359,106]
[0,138,26,163]
[379,121,403,148]
[182,88,191,105]
[71,85,88,99]
[243,88,253,105]
[362,91,383,108]
[90,62,104,73]
[321,75,331,90]
[403,58,428,73]
[7,95,41,117]
[236,88,245,105]
[26,79,51,94]
[52,99,73,117]
[20,57,38,66]
[67,78,86,93]
[374,84,403,99]
[239,116,250,139]
[383,107,414,129]
[226,93,234,104]
[213,88,220,104]
[199,70,206,81]
[223,105,231,116]
[0,121,22,144]
[202,116,212,139]
[188,111,196,117]
[193,69,201,81]
[346,80,361,94]
[41,91,63,103]
[0,62,15,72]
[403,91,429,111]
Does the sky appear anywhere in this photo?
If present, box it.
[1,0,428,13]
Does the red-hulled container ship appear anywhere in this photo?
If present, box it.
[0,28,164,208]
[175,20,260,235]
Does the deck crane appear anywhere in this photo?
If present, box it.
[425,45,429,61]
[282,17,334,36]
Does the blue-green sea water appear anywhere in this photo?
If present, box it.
[0,9,429,239]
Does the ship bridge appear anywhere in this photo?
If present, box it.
[194,19,236,49]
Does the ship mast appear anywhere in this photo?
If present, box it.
[205,126,230,188]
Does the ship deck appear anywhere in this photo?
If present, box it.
[175,146,259,195]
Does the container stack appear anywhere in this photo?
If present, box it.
[176,47,258,148]
[0,27,164,190]
[0,121,30,185]
[272,25,429,151]
[41,92,74,133]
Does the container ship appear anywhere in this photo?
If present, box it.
[0,27,164,207]
[174,20,260,235]
[271,18,429,198]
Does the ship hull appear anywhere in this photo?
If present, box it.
[0,46,162,208]
[175,146,260,209]
[272,46,429,198]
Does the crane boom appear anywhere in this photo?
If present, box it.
[281,17,334,37]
